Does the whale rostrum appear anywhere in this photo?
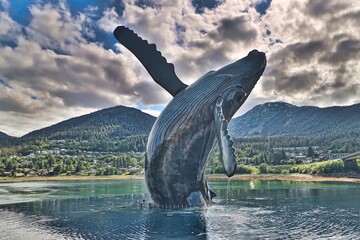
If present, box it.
[114,26,266,206]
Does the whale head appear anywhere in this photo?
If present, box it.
[215,49,266,120]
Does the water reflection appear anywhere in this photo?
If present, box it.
[0,193,207,239]
[0,180,360,239]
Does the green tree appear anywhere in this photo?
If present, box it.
[53,163,63,175]
[75,161,84,173]
[259,163,268,174]
[47,154,56,167]
[66,164,75,173]
[96,167,105,175]
[40,160,46,169]
[307,147,315,157]
[104,167,115,175]
[5,159,13,171]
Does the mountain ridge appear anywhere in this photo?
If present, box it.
[0,131,11,139]
[229,101,360,137]
[4,101,360,144]
[22,105,156,141]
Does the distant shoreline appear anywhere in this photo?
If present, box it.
[0,175,144,182]
[208,174,360,183]
[1,174,360,183]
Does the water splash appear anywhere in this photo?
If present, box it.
[226,177,232,205]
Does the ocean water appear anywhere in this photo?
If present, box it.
[0,179,359,239]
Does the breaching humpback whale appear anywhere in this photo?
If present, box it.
[114,26,266,207]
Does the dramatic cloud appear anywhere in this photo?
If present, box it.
[264,69,319,94]
[0,0,359,136]
[26,2,86,51]
[321,39,360,64]
[260,0,360,107]
[305,0,349,17]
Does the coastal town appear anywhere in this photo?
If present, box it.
[1,139,356,178]
[0,140,145,178]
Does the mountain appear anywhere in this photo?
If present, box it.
[229,102,360,137]
[0,131,11,139]
[22,106,156,141]
[9,101,360,145]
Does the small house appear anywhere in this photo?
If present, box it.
[128,167,140,174]
[1,172,12,177]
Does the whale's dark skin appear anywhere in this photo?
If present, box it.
[114,26,266,206]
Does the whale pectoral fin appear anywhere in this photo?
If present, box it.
[114,26,188,97]
[214,97,237,177]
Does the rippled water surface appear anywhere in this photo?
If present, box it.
[0,179,359,239]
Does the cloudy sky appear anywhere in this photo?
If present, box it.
[0,0,359,137]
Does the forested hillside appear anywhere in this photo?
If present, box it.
[22,106,156,141]
[0,132,11,139]
[1,102,359,177]
[2,102,360,153]
[229,102,360,137]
